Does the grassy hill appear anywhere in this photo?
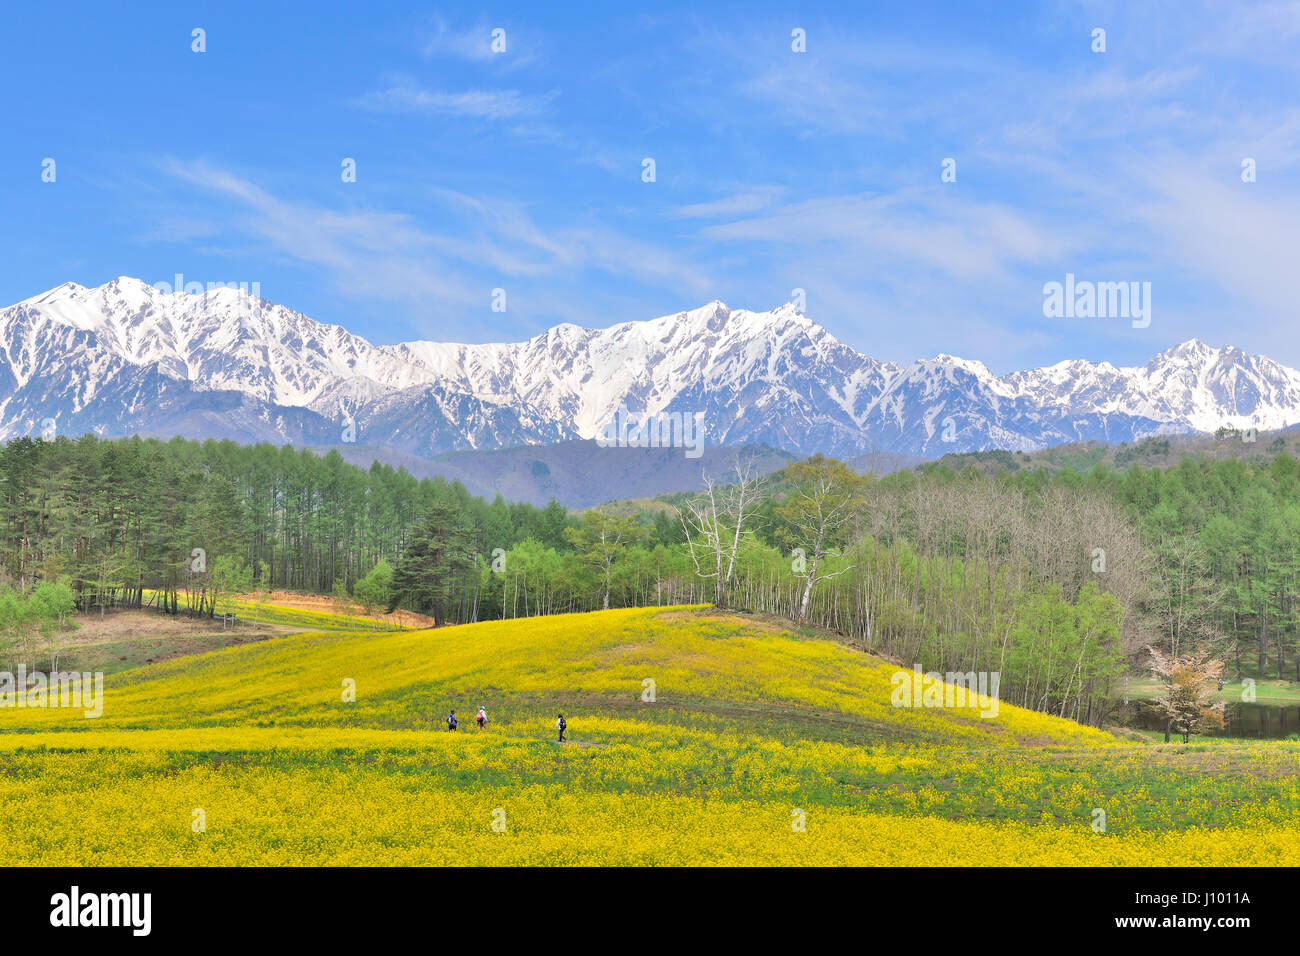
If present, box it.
[3,606,1299,865]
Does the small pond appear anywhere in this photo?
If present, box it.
[1129,701,1300,739]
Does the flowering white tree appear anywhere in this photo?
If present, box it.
[1148,647,1226,743]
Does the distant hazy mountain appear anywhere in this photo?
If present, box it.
[314,440,795,508]
[3,276,1299,460]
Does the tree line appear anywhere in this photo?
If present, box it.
[2,433,1294,724]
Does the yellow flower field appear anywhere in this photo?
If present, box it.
[2,606,1296,865]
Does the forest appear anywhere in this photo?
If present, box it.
[1,432,1296,725]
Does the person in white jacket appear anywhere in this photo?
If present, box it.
[476,706,488,730]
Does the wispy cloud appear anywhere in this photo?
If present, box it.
[159,159,472,309]
[671,188,784,219]
[348,82,557,120]
[418,16,541,69]
[151,160,719,338]
[699,188,1073,284]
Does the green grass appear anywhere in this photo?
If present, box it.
[1122,677,1300,703]
[51,632,266,676]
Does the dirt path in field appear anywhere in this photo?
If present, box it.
[31,591,436,676]
[27,609,290,675]
[64,609,292,646]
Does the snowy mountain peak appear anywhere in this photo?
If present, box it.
[1152,337,1215,363]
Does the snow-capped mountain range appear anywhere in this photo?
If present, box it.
[1,276,1297,458]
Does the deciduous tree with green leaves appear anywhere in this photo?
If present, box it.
[564,508,646,611]
[776,455,867,621]
[353,559,394,629]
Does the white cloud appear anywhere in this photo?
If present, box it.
[152,161,719,336]
[418,16,540,69]
[671,188,783,219]
[349,83,557,120]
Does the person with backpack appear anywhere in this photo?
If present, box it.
[476,705,487,730]
[556,713,566,742]
[446,709,458,731]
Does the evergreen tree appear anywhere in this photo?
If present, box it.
[390,502,477,626]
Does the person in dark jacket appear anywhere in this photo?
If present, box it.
[446,709,458,731]
[556,713,566,742]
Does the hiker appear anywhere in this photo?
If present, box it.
[556,713,566,742]
[446,709,458,731]
[476,705,487,730]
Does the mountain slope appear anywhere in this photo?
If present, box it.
[315,440,796,508]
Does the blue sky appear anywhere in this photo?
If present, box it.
[3,0,1299,372]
